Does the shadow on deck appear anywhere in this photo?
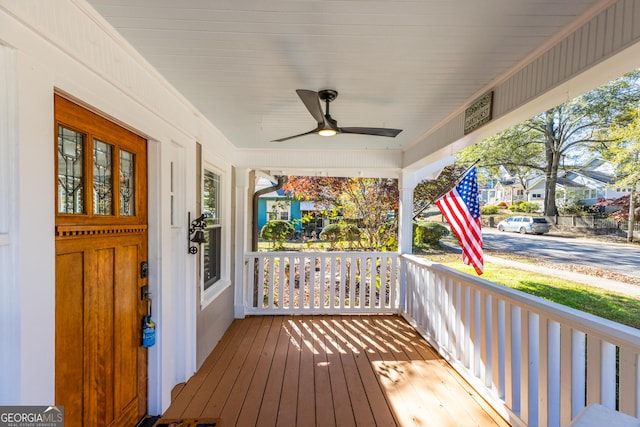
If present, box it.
[158,315,510,426]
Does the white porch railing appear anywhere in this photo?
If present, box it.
[243,251,640,426]
[403,254,640,427]
[244,252,400,315]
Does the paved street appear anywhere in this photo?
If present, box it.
[482,228,640,278]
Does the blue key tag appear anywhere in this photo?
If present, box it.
[142,315,156,348]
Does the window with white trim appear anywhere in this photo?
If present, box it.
[203,170,221,290]
[266,200,291,221]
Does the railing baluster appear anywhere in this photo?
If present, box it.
[547,319,561,427]
[512,305,522,416]
[453,281,462,362]
[601,341,617,409]
[444,277,453,353]
[329,255,336,310]
[618,348,640,417]
[307,255,314,309]
[379,255,386,309]
[277,255,284,309]
[481,292,491,388]
[365,255,371,309]
[288,256,294,310]
[538,314,548,427]
[268,256,275,309]
[340,255,347,310]
[586,336,603,407]
[463,284,471,370]
[560,324,573,426]
[258,255,265,309]
[357,254,364,309]
[472,289,481,379]
[319,254,326,309]
[491,296,501,395]
[520,308,531,425]
[529,311,540,427]
[349,254,356,310]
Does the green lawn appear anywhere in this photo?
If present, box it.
[424,253,640,329]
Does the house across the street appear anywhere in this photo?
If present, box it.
[483,158,632,210]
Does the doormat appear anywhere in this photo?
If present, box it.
[153,418,219,427]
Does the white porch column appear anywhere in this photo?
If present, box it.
[233,167,251,318]
[399,155,455,254]
[398,171,418,255]
[398,171,418,314]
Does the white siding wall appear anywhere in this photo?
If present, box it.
[0,45,20,404]
[0,0,235,414]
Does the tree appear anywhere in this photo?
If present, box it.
[413,164,467,218]
[458,70,640,216]
[260,220,295,250]
[597,109,640,242]
[283,176,398,251]
[456,127,545,201]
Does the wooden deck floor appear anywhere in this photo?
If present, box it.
[160,315,510,427]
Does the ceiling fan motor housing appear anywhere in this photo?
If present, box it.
[318,89,338,103]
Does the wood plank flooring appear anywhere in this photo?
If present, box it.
[161,315,510,427]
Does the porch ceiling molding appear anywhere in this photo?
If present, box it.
[403,0,640,173]
[235,147,403,178]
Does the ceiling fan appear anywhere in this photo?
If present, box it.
[272,89,403,142]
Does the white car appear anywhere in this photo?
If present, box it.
[496,216,550,235]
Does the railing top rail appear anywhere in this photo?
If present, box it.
[245,251,400,257]
[402,254,640,347]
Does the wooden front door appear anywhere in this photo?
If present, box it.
[54,95,148,426]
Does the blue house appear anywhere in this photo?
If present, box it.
[256,178,327,237]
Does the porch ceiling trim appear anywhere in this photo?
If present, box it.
[235,147,403,178]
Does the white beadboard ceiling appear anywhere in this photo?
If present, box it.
[85,0,610,152]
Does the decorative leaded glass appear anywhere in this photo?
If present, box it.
[93,139,113,215]
[57,125,84,214]
[120,149,135,216]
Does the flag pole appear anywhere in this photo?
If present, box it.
[412,158,481,221]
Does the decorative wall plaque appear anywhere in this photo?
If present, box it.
[464,91,493,135]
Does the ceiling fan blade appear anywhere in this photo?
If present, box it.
[296,89,325,124]
[339,127,403,137]
[271,129,318,142]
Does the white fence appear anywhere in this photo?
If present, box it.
[243,251,640,426]
[403,254,640,427]
[244,252,399,315]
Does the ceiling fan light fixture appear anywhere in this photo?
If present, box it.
[318,128,337,137]
[271,89,402,142]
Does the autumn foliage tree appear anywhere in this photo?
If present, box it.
[283,176,399,251]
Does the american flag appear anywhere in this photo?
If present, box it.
[435,166,483,275]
